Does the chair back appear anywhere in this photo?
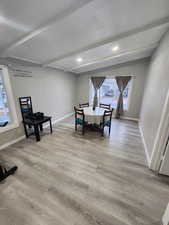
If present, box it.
[79,102,89,108]
[19,96,33,121]
[99,103,111,110]
[74,106,85,121]
[103,108,114,124]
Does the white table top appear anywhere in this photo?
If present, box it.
[83,107,105,116]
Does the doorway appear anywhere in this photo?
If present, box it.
[150,89,169,175]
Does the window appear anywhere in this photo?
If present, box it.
[0,65,18,132]
[90,77,132,110]
[0,72,11,124]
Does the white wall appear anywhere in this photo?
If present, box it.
[140,29,169,159]
[77,59,149,120]
[0,64,77,147]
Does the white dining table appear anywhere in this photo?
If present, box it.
[83,106,105,125]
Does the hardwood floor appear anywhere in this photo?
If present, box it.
[0,117,169,225]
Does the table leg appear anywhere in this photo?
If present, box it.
[34,125,40,142]
[49,119,53,133]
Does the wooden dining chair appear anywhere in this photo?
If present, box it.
[79,102,89,108]
[99,103,111,110]
[100,108,114,136]
[74,106,87,135]
[19,96,33,121]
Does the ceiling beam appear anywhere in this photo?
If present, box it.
[0,0,93,56]
[7,55,42,65]
[43,64,70,73]
[44,16,169,66]
[59,43,157,73]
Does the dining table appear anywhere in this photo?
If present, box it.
[83,106,106,125]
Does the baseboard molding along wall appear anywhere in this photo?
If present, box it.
[0,135,25,151]
[112,114,139,122]
[139,124,151,167]
[121,116,139,122]
[43,112,74,128]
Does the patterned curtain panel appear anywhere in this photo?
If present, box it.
[91,77,105,109]
[115,76,131,119]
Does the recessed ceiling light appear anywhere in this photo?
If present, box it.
[112,45,119,52]
[76,57,83,62]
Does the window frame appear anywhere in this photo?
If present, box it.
[0,65,19,134]
[89,76,133,112]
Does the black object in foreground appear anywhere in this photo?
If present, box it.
[0,165,18,182]
[0,121,8,127]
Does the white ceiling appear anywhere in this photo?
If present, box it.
[0,0,169,73]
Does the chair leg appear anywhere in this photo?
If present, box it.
[82,125,85,135]
[75,123,77,131]
[109,125,111,135]
[23,123,29,138]
[39,124,43,132]
[101,127,104,136]
[49,119,53,133]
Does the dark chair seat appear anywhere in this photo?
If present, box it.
[75,118,87,125]
[100,120,111,127]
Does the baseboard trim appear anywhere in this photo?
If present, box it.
[121,116,139,122]
[139,124,151,167]
[0,112,74,151]
[43,112,74,128]
[112,115,139,122]
[0,135,25,151]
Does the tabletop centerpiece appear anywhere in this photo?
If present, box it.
[92,104,96,110]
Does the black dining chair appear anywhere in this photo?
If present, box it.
[100,108,114,136]
[79,102,89,108]
[74,106,87,135]
[99,103,111,110]
[19,96,33,130]
[19,96,33,121]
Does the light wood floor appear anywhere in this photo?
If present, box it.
[0,117,169,225]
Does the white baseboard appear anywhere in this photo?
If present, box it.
[0,112,74,151]
[139,124,151,167]
[0,135,25,151]
[163,202,169,225]
[43,112,74,128]
[112,115,139,122]
[121,116,139,122]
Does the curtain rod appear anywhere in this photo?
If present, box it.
[90,75,136,77]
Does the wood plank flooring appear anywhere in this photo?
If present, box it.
[0,117,169,225]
